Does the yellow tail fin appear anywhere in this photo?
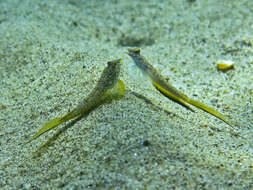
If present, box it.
[26,115,75,143]
[152,80,232,127]
[187,98,233,127]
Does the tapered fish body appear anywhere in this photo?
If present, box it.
[27,59,125,143]
[127,49,232,127]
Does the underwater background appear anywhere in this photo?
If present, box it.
[0,0,253,189]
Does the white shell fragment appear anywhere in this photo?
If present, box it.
[216,60,235,71]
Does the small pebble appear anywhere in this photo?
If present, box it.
[216,60,234,71]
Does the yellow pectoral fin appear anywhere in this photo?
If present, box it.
[103,80,126,101]
[152,80,195,112]
[111,80,126,99]
[187,98,233,127]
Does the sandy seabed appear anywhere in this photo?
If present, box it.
[0,0,253,189]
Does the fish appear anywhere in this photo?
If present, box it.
[27,59,125,143]
[127,48,233,127]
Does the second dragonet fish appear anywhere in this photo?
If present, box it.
[27,59,125,143]
[127,48,232,127]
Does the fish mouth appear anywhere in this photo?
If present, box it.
[126,48,141,57]
[107,58,122,65]
[128,48,140,53]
